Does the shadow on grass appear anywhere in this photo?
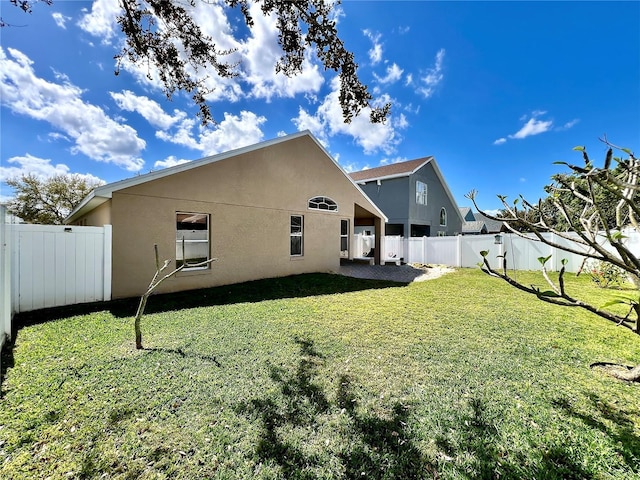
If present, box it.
[434,397,594,479]
[3,273,399,395]
[235,338,622,479]
[235,337,431,478]
[12,273,403,334]
[142,346,222,367]
[553,394,640,475]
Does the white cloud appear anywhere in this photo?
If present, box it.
[340,162,361,174]
[52,12,71,29]
[77,0,121,44]
[379,156,408,166]
[239,2,324,102]
[0,47,146,171]
[153,156,192,169]
[0,153,104,184]
[484,209,502,217]
[157,111,266,156]
[291,107,330,147]
[363,29,383,64]
[560,118,580,130]
[418,48,445,98]
[292,77,406,155]
[509,116,553,139]
[493,138,507,145]
[110,90,187,130]
[374,63,404,85]
[197,111,266,155]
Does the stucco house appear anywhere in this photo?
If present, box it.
[349,157,463,237]
[65,131,386,299]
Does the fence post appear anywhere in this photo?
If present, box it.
[103,225,112,301]
[0,205,11,345]
[456,234,462,267]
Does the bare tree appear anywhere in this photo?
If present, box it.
[467,139,640,381]
[134,242,216,349]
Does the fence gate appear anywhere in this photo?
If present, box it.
[11,224,112,313]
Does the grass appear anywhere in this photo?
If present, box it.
[0,269,639,479]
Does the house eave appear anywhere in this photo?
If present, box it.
[64,130,388,225]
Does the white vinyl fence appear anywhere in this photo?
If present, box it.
[10,224,112,314]
[355,231,640,273]
[1,206,11,354]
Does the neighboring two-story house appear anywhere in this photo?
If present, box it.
[349,157,464,237]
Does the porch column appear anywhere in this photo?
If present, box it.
[374,216,385,265]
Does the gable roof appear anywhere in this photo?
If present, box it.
[349,157,465,224]
[459,206,475,222]
[461,220,488,234]
[475,212,505,233]
[348,157,432,182]
[459,208,506,233]
[65,131,387,224]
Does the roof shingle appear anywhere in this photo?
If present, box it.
[349,157,433,182]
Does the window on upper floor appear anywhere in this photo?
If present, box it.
[440,207,447,226]
[308,196,338,211]
[416,181,428,205]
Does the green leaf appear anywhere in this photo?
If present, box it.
[611,231,627,241]
[537,255,552,265]
[476,262,484,268]
[561,258,568,266]
[538,290,560,298]
[480,250,489,258]
[622,147,632,155]
[600,298,631,309]
[572,146,585,151]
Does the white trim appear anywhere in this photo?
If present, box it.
[439,207,447,226]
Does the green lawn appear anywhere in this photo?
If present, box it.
[0,269,638,479]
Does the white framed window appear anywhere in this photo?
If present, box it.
[437,231,446,237]
[176,212,210,270]
[416,181,428,205]
[440,207,447,226]
[309,196,338,211]
[291,215,304,256]
[340,219,349,257]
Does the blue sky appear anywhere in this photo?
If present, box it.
[1,0,639,213]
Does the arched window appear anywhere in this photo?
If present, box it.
[308,196,338,211]
[439,207,447,226]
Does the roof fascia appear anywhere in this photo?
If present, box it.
[65,131,315,224]
[65,130,388,224]
[353,158,432,184]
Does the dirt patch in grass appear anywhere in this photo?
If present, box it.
[408,263,456,281]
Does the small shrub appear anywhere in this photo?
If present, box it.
[584,259,624,288]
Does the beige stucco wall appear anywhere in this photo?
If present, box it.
[108,135,383,298]
[77,200,111,226]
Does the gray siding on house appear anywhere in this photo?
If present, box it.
[356,162,462,237]
[358,176,409,226]
[410,163,462,236]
